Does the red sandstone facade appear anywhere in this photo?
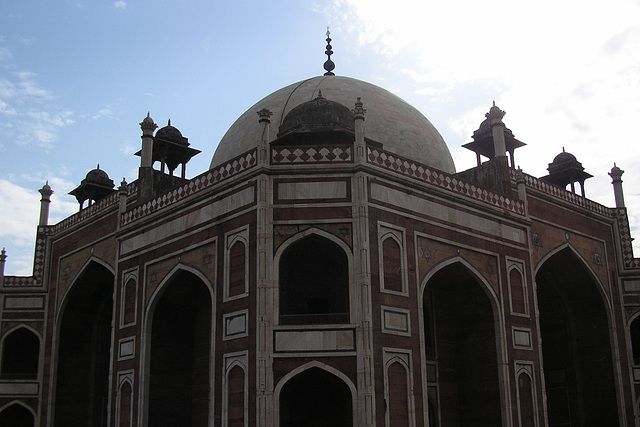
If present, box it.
[1,75,639,427]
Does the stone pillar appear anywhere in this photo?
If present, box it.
[118,178,128,214]
[353,98,366,164]
[140,113,157,168]
[0,248,6,284]
[609,164,625,208]
[38,182,53,226]
[257,108,272,167]
[487,102,507,158]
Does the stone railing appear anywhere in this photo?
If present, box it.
[514,170,612,217]
[367,147,526,216]
[271,145,353,165]
[122,149,257,225]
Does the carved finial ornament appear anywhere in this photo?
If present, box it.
[323,27,336,76]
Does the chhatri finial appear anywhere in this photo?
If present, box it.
[323,27,335,76]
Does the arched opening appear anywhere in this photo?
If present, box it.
[148,269,212,427]
[382,237,403,292]
[422,262,502,426]
[54,261,113,427]
[517,372,534,427]
[280,367,352,427]
[118,381,133,427]
[1,327,39,379]
[0,403,34,427]
[509,267,527,314]
[228,240,247,298]
[279,234,349,325]
[536,248,618,426]
[122,277,137,325]
[387,361,409,427]
[227,365,245,427]
[629,316,640,365]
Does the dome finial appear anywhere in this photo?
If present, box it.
[323,27,335,76]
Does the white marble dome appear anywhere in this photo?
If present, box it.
[210,75,455,173]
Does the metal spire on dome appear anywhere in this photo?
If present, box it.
[323,27,335,76]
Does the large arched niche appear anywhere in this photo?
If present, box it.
[419,258,505,427]
[53,258,114,427]
[274,229,352,326]
[143,265,214,427]
[274,361,356,427]
[535,245,620,426]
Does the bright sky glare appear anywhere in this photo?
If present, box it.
[2,0,640,275]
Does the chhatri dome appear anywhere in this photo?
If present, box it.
[210,33,455,174]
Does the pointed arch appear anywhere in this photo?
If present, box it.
[0,400,35,427]
[418,257,506,427]
[385,356,412,427]
[275,228,352,325]
[627,312,640,365]
[142,263,214,427]
[53,258,114,427]
[0,325,41,379]
[274,361,356,427]
[535,244,620,425]
[116,377,133,427]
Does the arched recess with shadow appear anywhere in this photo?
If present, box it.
[627,312,640,366]
[536,245,619,426]
[277,231,350,325]
[0,326,40,379]
[0,401,35,427]
[276,363,355,427]
[146,266,213,427]
[54,259,114,427]
[421,259,503,426]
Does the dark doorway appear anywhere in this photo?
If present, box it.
[148,270,212,426]
[280,367,352,427]
[0,403,34,427]
[1,328,39,379]
[423,262,502,426]
[536,248,619,426]
[279,234,349,325]
[54,261,113,427]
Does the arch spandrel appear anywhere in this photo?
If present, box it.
[56,255,114,314]
[273,223,353,254]
[143,242,216,305]
[530,223,609,290]
[416,236,500,297]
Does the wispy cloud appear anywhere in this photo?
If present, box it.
[113,1,127,9]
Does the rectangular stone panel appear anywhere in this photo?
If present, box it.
[381,306,411,336]
[224,310,248,340]
[277,181,347,201]
[513,327,532,349]
[121,187,254,255]
[0,381,39,395]
[370,182,526,244]
[3,296,45,310]
[624,280,640,293]
[274,329,355,353]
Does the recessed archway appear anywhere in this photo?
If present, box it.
[147,268,212,427]
[1,326,40,379]
[422,260,503,426]
[54,260,113,427]
[536,247,619,426]
[279,367,353,427]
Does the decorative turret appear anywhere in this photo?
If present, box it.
[38,181,53,226]
[69,165,116,210]
[353,97,366,163]
[0,248,6,285]
[140,112,158,168]
[609,163,625,208]
[540,148,592,196]
[135,119,200,178]
[463,102,525,168]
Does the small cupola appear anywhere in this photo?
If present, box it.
[275,92,355,145]
[540,148,593,196]
[135,120,200,178]
[69,165,116,209]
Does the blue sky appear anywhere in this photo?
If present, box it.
[2,0,640,275]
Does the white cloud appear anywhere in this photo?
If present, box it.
[327,0,640,255]
[113,1,127,9]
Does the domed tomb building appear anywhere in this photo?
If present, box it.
[1,43,640,427]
